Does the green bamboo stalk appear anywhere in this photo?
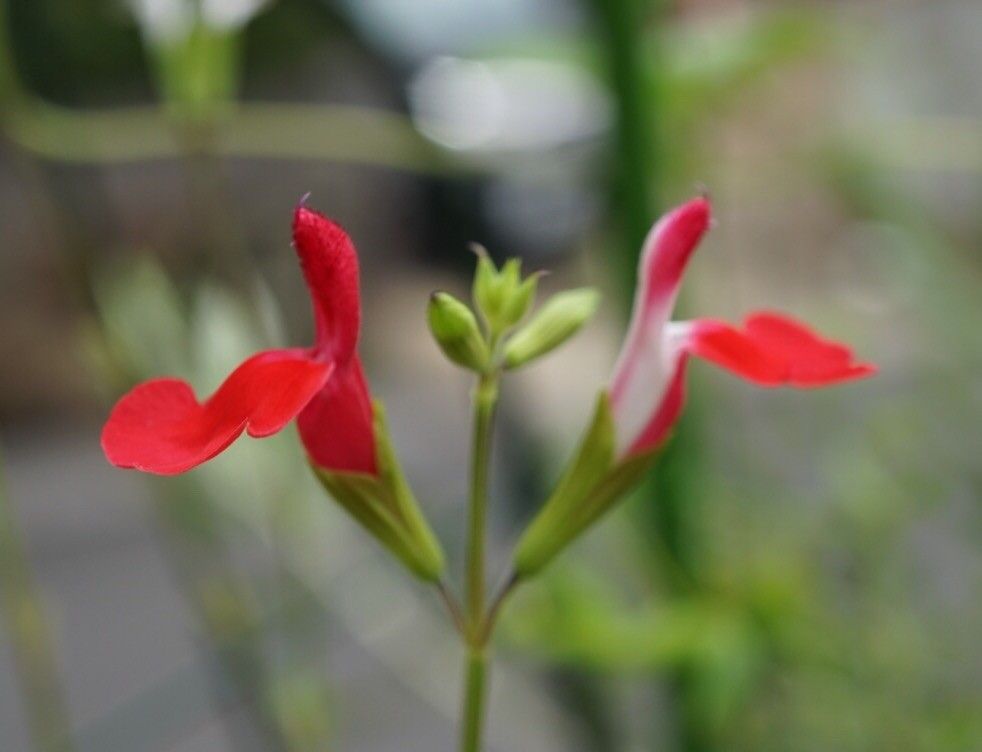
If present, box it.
[590,2,716,750]
[589,0,660,296]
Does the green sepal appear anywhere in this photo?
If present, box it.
[472,250,503,329]
[311,402,445,581]
[503,288,599,370]
[472,252,538,335]
[500,272,538,327]
[513,392,615,577]
[512,392,657,578]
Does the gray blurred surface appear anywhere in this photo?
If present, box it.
[0,427,450,752]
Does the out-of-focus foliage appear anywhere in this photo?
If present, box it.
[489,7,981,751]
[503,131,982,749]
[1,0,979,750]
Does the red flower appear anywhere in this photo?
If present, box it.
[609,197,876,459]
[102,206,378,476]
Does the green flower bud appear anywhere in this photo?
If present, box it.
[503,288,599,370]
[427,292,490,372]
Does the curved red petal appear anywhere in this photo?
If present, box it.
[610,198,711,454]
[688,312,877,387]
[297,354,377,475]
[292,206,361,363]
[638,197,712,310]
[102,350,332,475]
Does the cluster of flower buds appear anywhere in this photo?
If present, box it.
[428,249,599,375]
[102,196,874,586]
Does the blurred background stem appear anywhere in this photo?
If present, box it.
[591,1,715,750]
[573,1,668,744]
[0,96,448,173]
[589,0,661,297]
[0,442,77,752]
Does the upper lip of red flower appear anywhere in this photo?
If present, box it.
[102,204,378,476]
[291,206,363,365]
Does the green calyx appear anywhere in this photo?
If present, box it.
[428,292,491,372]
[503,288,600,370]
[310,402,445,581]
[512,392,658,578]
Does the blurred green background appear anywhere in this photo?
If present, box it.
[0,1,979,750]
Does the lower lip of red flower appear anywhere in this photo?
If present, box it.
[101,349,331,475]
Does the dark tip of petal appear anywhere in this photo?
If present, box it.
[659,197,712,238]
[679,196,713,238]
[694,182,711,201]
[688,194,712,219]
[468,242,489,259]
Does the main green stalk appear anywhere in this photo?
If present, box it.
[460,372,500,752]
[465,374,498,623]
[460,649,488,752]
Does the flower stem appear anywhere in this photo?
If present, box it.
[460,372,499,752]
[465,374,498,628]
[460,649,488,752]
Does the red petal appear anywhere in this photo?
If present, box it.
[626,354,690,457]
[610,197,710,407]
[688,312,877,387]
[639,197,712,309]
[102,350,332,475]
[292,206,361,364]
[298,355,377,475]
